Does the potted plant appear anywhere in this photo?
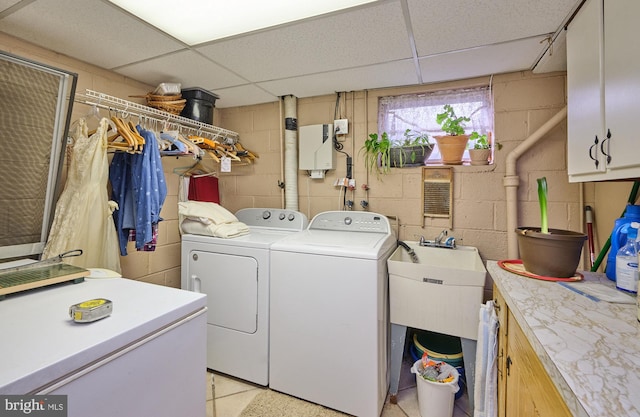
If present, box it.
[468,131,502,165]
[362,131,392,176]
[434,105,471,165]
[361,129,432,176]
[389,129,433,168]
[516,177,587,277]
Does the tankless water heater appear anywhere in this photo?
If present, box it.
[299,124,335,173]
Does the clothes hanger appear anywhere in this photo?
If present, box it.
[173,158,218,177]
[81,105,116,138]
[234,142,259,160]
[111,115,138,152]
[178,133,203,158]
[126,120,146,152]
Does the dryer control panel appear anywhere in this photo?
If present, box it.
[235,208,308,230]
[308,211,390,233]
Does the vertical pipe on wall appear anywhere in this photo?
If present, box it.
[504,106,567,258]
[283,95,299,210]
[279,98,285,208]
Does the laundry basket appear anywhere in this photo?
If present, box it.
[411,359,460,417]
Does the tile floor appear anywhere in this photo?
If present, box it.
[206,358,472,417]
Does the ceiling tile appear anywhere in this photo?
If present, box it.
[0,0,582,108]
[196,1,411,82]
[418,36,550,83]
[212,84,279,108]
[0,0,21,13]
[115,50,248,91]
[258,60,420,98]
[0,0,184,69]
[408,0,579,55]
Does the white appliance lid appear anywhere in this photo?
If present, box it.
[270,229,396,259]
[182,228,298,248]
[0,278,206,394]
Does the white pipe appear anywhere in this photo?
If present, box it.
[279,98,285,208]
[504,106,567,258]
[283,95,298,211]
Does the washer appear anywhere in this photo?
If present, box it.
[181,208,308,386]
[269,211,396,417]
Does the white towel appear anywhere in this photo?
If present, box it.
[178,201,250,238]
[178,201,238,224]
[474,300,499,417]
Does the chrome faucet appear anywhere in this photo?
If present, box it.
[435,230,447,245]
[419,230,457,249]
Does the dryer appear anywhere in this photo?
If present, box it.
[181,208,307,385]
[269,211,396,417]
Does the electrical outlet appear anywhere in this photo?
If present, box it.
[334,119,348,135]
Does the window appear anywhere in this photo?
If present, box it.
[378,86,494,163]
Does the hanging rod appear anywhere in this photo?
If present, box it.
[74,89,239,144]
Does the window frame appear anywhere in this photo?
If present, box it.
[377,86,495,165]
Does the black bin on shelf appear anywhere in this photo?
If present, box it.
[180,88,219,125]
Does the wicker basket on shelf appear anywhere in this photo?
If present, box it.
[144,93,186,115]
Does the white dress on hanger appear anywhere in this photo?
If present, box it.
[43,117,121,273]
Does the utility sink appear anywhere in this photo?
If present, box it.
[387,241,487,340]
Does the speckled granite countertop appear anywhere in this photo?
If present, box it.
[488,261,640,417]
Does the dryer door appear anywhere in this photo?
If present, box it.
[188,251,258,333]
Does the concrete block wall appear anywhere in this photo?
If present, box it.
[7,31,629,293]
[219,72,597,270]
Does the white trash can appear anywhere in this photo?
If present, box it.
[411,359,460,417]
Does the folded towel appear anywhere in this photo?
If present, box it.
[211,222,250,238]
[178,201,249,238]
[179,201,238,225]
[474,300,499,417]
[180,218,249,238]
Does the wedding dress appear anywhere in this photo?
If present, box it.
[43,117,121,273]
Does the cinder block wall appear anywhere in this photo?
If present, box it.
[7,31,625,294]
[219,72,596,268]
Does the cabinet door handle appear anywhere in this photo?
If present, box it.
[601,129,612,164]
[589,136,599,168]
[506,355,512,376]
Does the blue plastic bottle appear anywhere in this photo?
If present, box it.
[606,204,640,281]
[616,222,639,293]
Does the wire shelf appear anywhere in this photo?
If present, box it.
[74,89,239,144]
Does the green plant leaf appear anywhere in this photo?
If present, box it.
[436,105,470,136]
[537,177,549,234]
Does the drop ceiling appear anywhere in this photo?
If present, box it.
[0,0,581,108]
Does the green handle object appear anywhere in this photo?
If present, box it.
[590,181,640,272]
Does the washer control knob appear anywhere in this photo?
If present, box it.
[344,217,352,225]
[279,213,286,220]
[288,213,296,221]
[262,210,271,220]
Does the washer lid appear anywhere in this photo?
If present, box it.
[270,229,396,259]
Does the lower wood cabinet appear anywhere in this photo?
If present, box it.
[495,286,573,417]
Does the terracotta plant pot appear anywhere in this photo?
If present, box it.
[469,148,491,165]
[434,135,469,165]
[389,145,433,167]
[516,227,587,278]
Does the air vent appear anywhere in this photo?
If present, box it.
[422,167,453,228]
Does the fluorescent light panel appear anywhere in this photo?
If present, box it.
[109,0,377,45]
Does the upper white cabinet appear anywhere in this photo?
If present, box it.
[567,0,640,182]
